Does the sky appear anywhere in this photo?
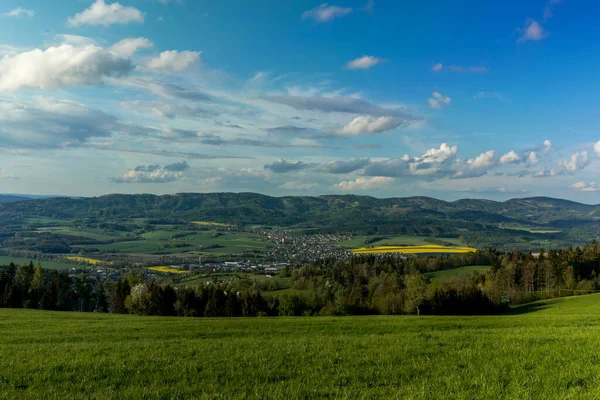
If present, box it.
[0,0,599,202]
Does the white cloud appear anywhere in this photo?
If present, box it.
[428,92,451,109]
[109,37,153,57]
[570,181,600,192]
[346,55,384,70]
[544,139,553,152]
[68,0,144,27]
[333,176,394,191]
[559,151,589,172]
[111,162,190,183]
[302,4,352,22]
[337,116,403,135]
[431,63,443,72]
[4,8,34,18]
[146,50,200,72]
[0,44,131,92]
[528,151,539,165]
[594,140,600,155]
[517,20,547,43]
[499,150,521,165]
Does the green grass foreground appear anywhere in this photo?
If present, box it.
[3,295,600,399]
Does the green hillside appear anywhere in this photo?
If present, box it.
[2,294,600,399]
[1,192,600,253]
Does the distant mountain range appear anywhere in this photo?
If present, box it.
[0,192,598,250]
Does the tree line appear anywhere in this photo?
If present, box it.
[2,241,600,317]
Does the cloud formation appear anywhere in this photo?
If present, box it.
[146,50,200,72]
[428,92,451,109]
[0,44,132,92]
[109,37,153,57]
[336,116,404,135]
[112,162,190,183]
[499,150,521,165]
[302,4,352,22]
[319,158,369,174]
[4,8,34,18]
[68,0,144,27]
[346,56,384,70]
[570,181,600,192]
[333,176,394,191]
[262,95,421,121]
[518,20,547,43]
[0,97,118,149]
[264,159,316,173]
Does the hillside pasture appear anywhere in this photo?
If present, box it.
[426,265,492,282]
[2,295,600,398]
[0,256,77,270]
[353,245,476,255]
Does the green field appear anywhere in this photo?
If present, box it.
[426,265,492,282]
[77,230,270,255]
[0,256,76,270]
[2,294,600,398]
[339,235,466,248]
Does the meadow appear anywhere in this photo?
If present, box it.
[2,294,600,399]
[426,265,492,282]
[352,244,476,255]
[0,256,75,271]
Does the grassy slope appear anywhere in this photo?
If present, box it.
[0,256,76,271]
[426,265,492,282]
[2,295,600,399]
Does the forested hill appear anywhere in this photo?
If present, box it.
[0,192,598,228]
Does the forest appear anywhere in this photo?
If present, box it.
[2,241,600,317]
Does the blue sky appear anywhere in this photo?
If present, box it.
[0,0,599,201]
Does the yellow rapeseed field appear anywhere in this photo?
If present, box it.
[352,245,476,255]
[65,256,111,265]
[148,266,188,274]
[191,221,231,227]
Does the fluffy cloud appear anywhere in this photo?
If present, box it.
[302,4,352,22]
[346,56,384,70]
[0,44,132,92]
[333,176,394,191]
[264,159,316,173]
[570,182,600,192]
[365,143,459,178]
[337,116,404,135]
[146,50,200,72]
[544,139,553,152]
[68,0,144,27]
[111,162,190,183]
[518,20,547,43]
[428,92,451,109]
[431,63,443,72]
[319,158,369,174]
[559,151,589,172]
[528,151,539,165]
[455,151,496,178]
[499,150,521,165]
[109,37,153,57]
[594,140,600,156]
[4,8,34,18]
[262,95,421,121]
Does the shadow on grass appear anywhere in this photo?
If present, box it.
[505,298,567,315]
